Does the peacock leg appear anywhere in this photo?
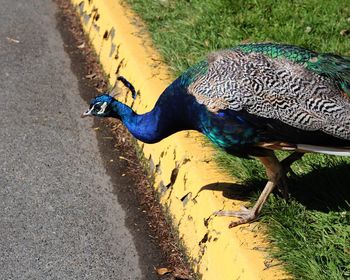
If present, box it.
[281,152,304,176]
[216,153,285,227]
[277,152,304,196]
[281,152,304,168]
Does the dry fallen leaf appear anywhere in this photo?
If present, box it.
[156,267,172,276]
[77,42,85,48]
[173,267,191,280]
[6,37,20,43]
[85,73,96,79]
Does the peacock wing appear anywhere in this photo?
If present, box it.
[187,46,350,141]
[236,43,350,97]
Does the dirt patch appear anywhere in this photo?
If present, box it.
[54,1,194,279]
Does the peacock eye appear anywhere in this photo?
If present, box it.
[94,104,101,111]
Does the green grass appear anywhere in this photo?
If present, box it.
[123,0,350,278]
[125,0,350,76]
[216,149,350,279]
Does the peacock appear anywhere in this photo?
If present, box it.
[82,43,350,227]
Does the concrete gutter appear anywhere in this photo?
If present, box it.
[71,0,288,279]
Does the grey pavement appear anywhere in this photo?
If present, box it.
[0,1,162,279]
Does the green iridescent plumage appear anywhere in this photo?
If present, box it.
[236,43,315,63]
[180,60,208,87]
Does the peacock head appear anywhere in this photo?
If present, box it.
[81,94,115,118]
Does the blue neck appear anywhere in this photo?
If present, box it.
[110,101,160,143]
[110,90,195,143]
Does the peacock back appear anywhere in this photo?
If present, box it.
[180,43,350,147]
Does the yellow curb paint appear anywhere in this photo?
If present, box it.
[71,1,289,279]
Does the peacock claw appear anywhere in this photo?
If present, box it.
[215,206,258,227]
[214,153,303,228]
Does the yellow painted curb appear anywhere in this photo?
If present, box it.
[71,1,289,279]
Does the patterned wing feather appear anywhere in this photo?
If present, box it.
[236,43,350,97]
[188,46,350,141]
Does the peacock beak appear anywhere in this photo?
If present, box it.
[81,107,93,118]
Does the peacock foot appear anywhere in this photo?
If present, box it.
[214,153,304,228]
[216,178,276,228]
[215,206,258,227]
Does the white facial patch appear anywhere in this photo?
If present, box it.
[97,102,108,114]
[82,101,108,118]
[83,106,94,117]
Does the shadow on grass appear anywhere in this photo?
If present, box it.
[199,162,350,212]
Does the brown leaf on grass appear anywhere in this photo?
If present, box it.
[156,267,172,276]
[340,29,350,37]
[240,38,251,44]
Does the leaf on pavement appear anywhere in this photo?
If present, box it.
[85,73,96,79]
[156,267,172,276]
[6,37,20,43]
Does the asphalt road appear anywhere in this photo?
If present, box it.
[0,1,162,279]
